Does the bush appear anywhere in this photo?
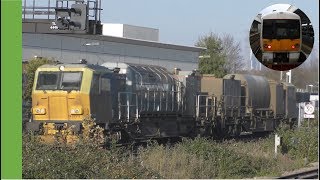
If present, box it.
[22,133,160,179]
[138,138,279,178]
[23,135,279,179]
[277,122,318,163]
[23,116,160,179]
[23,127,318,179]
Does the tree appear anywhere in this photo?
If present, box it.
[291,48,319,90]
[23,57,56,101]
[220,34,246,73]
[195,32,227,78]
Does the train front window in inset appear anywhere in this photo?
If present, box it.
[263,19,300,39]
[60,72,82,90]
[36,71,82,90]
[36,72,59,90]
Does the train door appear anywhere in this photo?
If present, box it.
[90,73,112,124]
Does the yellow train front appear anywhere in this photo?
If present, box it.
[260,11,301,67]
[26,64,113,143]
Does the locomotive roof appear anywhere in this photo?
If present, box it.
[262,11,300,20]
[38,63,111,72]
[101,62,167,69]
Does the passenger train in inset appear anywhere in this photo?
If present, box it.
[260,11,302,65]
[26,62,309,143]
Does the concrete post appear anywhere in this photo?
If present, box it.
[275,134,281,157]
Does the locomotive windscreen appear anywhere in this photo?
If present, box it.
[262,19,300,39]
[36,71,82,90]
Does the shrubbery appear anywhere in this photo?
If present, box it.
[22,133,160,179]
[277,120,318,163]
[138,138,278,178]
[23,118,318,179]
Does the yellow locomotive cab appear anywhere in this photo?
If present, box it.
[26,64,113,143]
[31,66,89,122]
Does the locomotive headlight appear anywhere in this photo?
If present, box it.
[32,106,46,115]
[292,44,300,49]
[70,107,83,115]
[59,65,65,71]
[263,44,272,49]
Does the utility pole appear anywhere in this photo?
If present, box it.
[250,50,253,69]
[259,61,262,71]
[286,70,292,83]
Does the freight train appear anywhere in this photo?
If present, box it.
[26,62,309,143]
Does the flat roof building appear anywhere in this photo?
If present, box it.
[23,31,203,71]
[22,0,204,71]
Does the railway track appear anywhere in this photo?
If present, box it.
[301,44,312,57]
[277,167,318,179]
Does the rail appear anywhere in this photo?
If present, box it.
[277,167,318,179]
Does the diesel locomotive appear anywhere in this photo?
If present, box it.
[26,62,308,142]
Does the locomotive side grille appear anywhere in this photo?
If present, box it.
[48,96,68,120]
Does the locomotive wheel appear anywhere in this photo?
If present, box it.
[232,124,241,137]
[104,129,133,148]
[197,127,206,138]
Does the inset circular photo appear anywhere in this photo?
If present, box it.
[249,4,314,71]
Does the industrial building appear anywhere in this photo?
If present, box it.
[22,0,203,71]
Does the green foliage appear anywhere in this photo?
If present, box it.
[22,133,160,179]
[23,57,55,101]
[139,138,278,178]
[195,32,227,78]
[23,131,318,179]
[277,122,318,162]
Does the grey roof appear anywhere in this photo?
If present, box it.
[57,33,205,52]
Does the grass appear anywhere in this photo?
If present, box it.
[22,134,160,179]
[23,122,318,179]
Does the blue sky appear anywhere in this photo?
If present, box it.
[101,0,319,48]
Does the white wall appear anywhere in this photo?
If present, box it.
[102,23,123,37]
